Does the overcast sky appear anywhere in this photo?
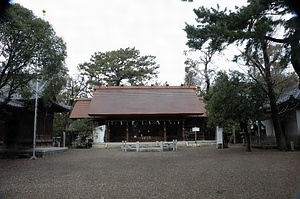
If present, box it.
[13,0,246,85]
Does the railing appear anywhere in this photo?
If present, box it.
[121,140,177,152]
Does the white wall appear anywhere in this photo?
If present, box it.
[265,119,275,137]
[263,109,300,144]
[296,110,300,136]
[285,110,297,138]
[93,125,106,143]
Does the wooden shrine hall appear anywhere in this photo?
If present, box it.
[69,86,206,142]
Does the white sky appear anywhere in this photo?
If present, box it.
[13,0,247,85]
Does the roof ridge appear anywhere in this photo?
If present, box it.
[92,85,198,90]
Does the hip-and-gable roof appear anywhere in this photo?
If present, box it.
[70,86,205,118]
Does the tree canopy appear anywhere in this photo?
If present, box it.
[205,71,268,151]
[184,0,299,150]
[0,3,68,106]
[184,0,299,80]
[206,71,267,125]
[78,47,159,87]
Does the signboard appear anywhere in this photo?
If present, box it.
[216,126,223,145]
[192,127,200,144]
[192,127,200,132]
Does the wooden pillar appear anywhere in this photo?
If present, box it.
[201,120,205,140]
[126,122,129,142]
[182,121,185,141]
[163,121,167,141]
[106,122,111,142]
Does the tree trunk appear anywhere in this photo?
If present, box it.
[204,63,210,93]
[290,30,300,85]
[241,121,251,152]
[268,86,288,150]
[262,41,288,151]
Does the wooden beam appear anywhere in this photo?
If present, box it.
[126,122,129,142]
[163,122,167,141]
[182,121,185,141]
[106,122,111,142]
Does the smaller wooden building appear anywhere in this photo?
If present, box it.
[0,98,70,149]
[263,85,300,147]
[70,86,207,142]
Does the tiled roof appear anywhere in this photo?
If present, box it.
[1,80,71,112]
[277,84,300,105]
[0,98,24,108]
[51,101,72,112]
[70,86,206,118]
[198,97,207,117]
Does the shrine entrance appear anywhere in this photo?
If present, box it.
[106,119,186,142]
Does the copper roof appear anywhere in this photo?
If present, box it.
[69,98,91,119]
[198,97,207,117]
[83,86,205,117]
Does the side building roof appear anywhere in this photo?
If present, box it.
[277,84,300,105]
[0,82,71,112]
[69,98,92,119]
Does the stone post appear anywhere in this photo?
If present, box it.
[63,131,66,147]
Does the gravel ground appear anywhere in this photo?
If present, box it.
[0,144,300,199]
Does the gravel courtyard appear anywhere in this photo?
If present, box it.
[0,144,300,199]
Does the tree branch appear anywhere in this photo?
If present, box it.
[265,36,288,44]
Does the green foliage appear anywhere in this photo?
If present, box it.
[235,44,298,97]
[185,0,296,150]
[205,70,268,151]
[72,119,98,139]
[0,3,68,106]
[71,119,98,148]
[184,0,300,78]
[205,71,267,128]
[53,113,69,137]
[78,47,159,86]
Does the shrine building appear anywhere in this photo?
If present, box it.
[69,86,206,142]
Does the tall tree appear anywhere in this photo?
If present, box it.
[205,71,268,151]
[78,47,159,87]
[184,48,219,94]
[235,43,297,150]
[0,4,67,107]
[184,57,200,87]
[184,0,298,150]
[57,74,91,106]
[184,0,299,80]
[53,74,88,140]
